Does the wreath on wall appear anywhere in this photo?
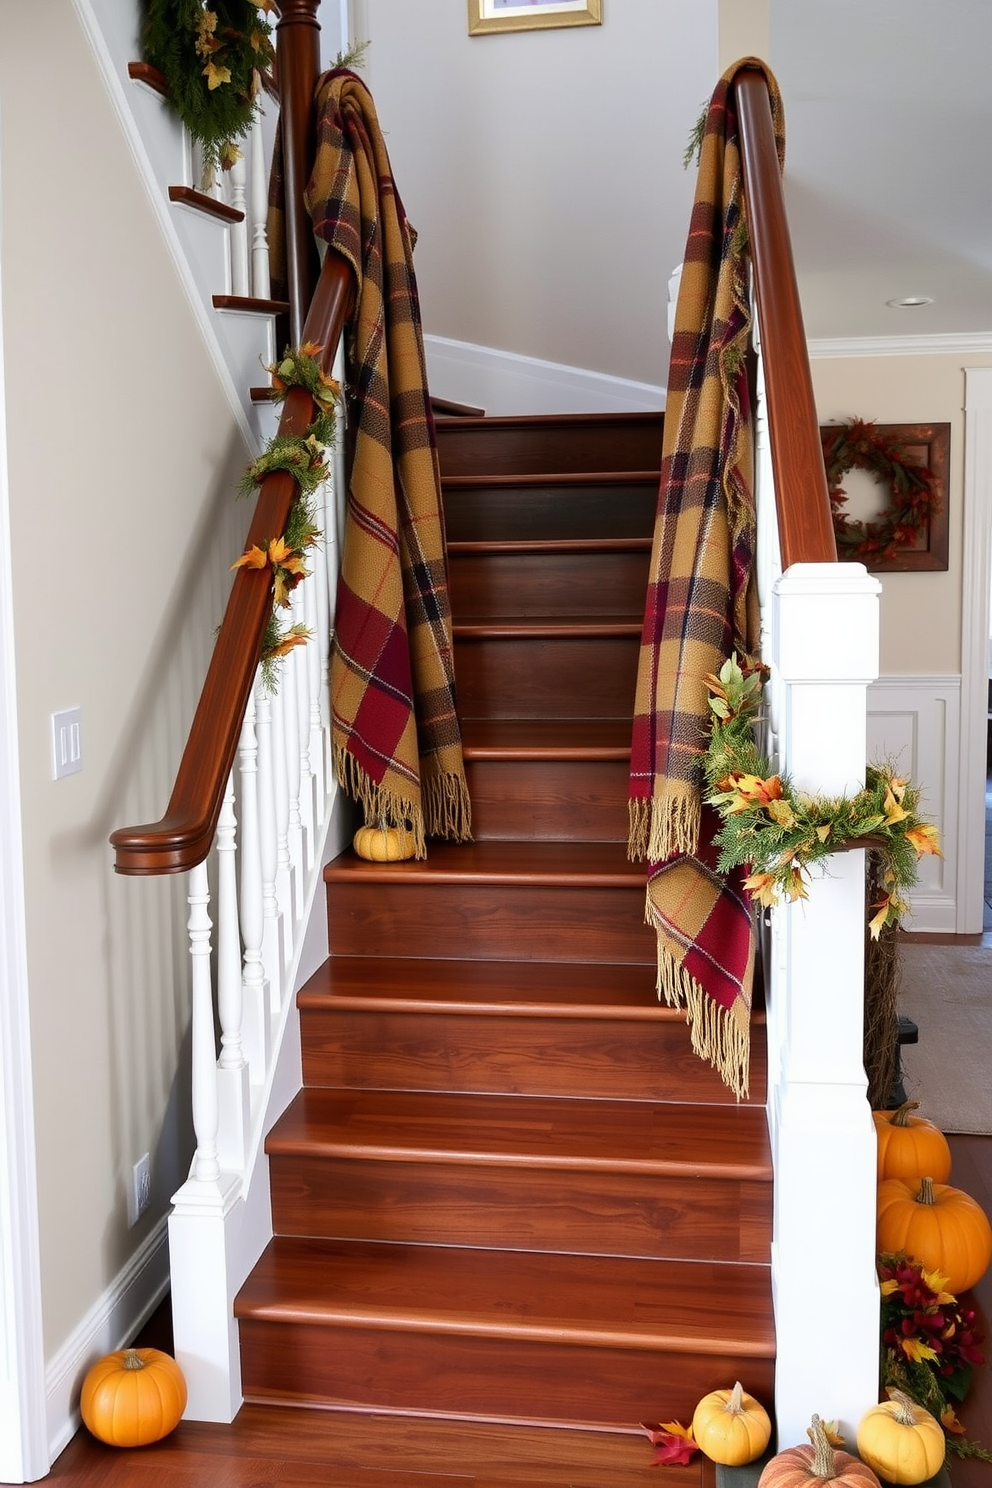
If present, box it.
[821,418,942,568]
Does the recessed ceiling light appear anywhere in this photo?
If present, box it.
[886,296,934,309]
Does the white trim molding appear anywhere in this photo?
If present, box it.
[867,674,960,933]
[45,1220,170,1464]
[423,334,666,417]
[959,367,992,933]
[808,331,992,361]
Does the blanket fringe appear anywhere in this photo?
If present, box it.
[652,913,750,1101]
[423,768,473,844]
[627,793,700,863]
[333,744,426,858]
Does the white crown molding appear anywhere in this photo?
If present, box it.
[807,331,992,360]
[423,334,666,417]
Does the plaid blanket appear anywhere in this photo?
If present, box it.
[299,70,471,854]
[628,61,784,1098]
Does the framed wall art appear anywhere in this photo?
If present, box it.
[468,0,602,37]
[819,419,950,573]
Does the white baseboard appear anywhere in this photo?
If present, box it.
[423,334,666,417]
[45,1217,170,1464]
[867,674,961,933]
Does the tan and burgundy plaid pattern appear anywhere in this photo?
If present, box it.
[628,61,784,1097]
[304,70,471,853]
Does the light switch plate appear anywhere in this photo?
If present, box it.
[51,708,82,780]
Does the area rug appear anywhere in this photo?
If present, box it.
[895,943,992,1134]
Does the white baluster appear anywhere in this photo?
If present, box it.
[305,544,327,812]
[279,624,306,915]
[187,861,220,1183]
[255,681,284,1014]
[214,773,250,1173]
[293,580,317,863]
[249,106,271,300]
[229,149,249,298]
[238,691,270,1085]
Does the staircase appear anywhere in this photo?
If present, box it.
[233,410,775,1433]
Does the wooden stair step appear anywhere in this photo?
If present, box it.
[434,411,664,477]
[449,538,651,621]
[266,1088,771,1262]
[168,185,244,224]
[442,473,658,541]
[454,629,640,720]
[298,958,767,1104]
[461,716,632,758]
[235,1236,774,1426]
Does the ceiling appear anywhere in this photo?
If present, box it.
[768,0,992,342]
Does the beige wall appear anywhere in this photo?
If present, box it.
[1,2,251,1356]
[811,352,992,676]
[354,0,719,388]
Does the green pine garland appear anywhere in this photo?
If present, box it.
[703,655,941,933]
[142,0,274,175]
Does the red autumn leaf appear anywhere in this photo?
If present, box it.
[641,1422,700,1466]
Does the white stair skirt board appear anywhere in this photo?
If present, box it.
[44,1218,170,1465]
[423,334,666,417]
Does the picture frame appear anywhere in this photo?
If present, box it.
[819,420,950,574]
[468,0,602,37]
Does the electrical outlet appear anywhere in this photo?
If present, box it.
[51,707,82,780]
[129,1153,151,1227]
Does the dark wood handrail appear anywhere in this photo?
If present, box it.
[732,67,837,569]
[110,252,352,876]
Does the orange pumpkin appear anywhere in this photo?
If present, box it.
[873,1101,951,1184]
[876,1175,992,1294]
[80,1347,186,1447]
[353,823,417,862]
[758,1414,881,1488]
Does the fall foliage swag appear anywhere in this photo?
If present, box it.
[231,344,340,685]
[704,655,941,935]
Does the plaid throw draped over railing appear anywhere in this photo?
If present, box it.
[628,60,785,1098]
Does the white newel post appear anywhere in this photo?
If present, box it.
[169,861,243,1423]
[767,561,882,1445]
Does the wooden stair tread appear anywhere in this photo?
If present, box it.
[324,838,644,887]
[454,617,642,638]
[267,1088,772,1177]
[443,471,659,489]
[168,185,245,224]
[212,294,291,315]
[449,537,651,555]
[461,717,631,759]
[236,1237,774,1354]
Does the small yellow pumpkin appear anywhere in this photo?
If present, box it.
[691,1381,772,1465]
[856,1389,946,1485]
[353,823,417,862]
[80,1346,186,1447]
[759,1414,881,1488]
[873,1101,951,1184]
[876,1174,992,1295]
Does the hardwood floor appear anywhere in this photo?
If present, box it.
[27,1134,992,1487]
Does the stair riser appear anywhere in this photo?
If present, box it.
[466,758,629,841]
[327,883,655,963]
[455,635,640,720]
[443,482,656,541]
[300,1008,766,1103]
[436,414,664,477]
[238,1319,774,1427]
[449,549,650,620]
[269,1158,772,1264]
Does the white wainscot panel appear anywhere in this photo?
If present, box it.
[867,675,960,933]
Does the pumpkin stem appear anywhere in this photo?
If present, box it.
[917,1176,936,1205]
[122,1349,146,1371]
[806,1415,837,1481]
[887,1389,921,1427]
[891,1100,921,1127]
[727,1381,745,1414]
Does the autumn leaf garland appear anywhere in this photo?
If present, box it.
[231,343,340,688]
[703,655,941,935]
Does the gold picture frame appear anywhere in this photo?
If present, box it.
[468,0,602,36]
